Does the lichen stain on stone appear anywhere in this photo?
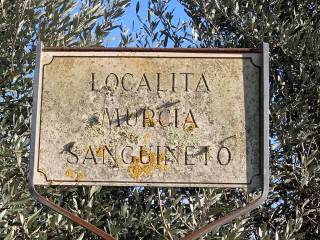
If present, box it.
[183,124,195,132]
[128,149,169,180]
[75,171,85,181]
[65,168,85,181]
[87,114,100,127]
[96,145,104,157]
[65,168,75,178]
[143,133,150,144]
[183,114,197,132]
[144,111,156,127]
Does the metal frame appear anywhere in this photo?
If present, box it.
[180,42,269,240]
[29,42,116,239]
[29,42,269,240]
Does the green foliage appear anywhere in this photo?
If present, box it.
[0,0,129,239]
[180,0,320,239]
[1,0,319,239]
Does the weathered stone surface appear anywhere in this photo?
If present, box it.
[31,51,263,187]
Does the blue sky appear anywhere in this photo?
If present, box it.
[107,0,189,47]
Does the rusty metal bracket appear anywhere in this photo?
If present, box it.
[29,42,269,240]
[28,184,115,240]
[181,42,269,240]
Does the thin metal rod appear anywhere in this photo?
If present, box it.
[181,42,270,240]
[28,184,115,240]
[180,194,265,240]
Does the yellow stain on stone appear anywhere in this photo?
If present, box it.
[144,112,156,127]
[128,149,169,180]
[184,124,195,132]
[96,145,104,158]
[143,133,150,144]
[65,168,85,181]
[76,171,85,181]
[65,168,75,178]
[183,113,197,132]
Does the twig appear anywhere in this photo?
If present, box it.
[157,188,174,240]
[147,222,164,237]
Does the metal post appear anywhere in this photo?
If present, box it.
[181,42,269,240]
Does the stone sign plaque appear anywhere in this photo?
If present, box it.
[30,48,264,188]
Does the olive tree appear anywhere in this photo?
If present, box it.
[1,0,319,239]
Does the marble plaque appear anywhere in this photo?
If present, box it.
[30,49,263,187]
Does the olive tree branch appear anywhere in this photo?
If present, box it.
[157,188,174,240]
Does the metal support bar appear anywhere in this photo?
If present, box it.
[181,194,265,240]
[28,184,115,240]
[181,42,269,240]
